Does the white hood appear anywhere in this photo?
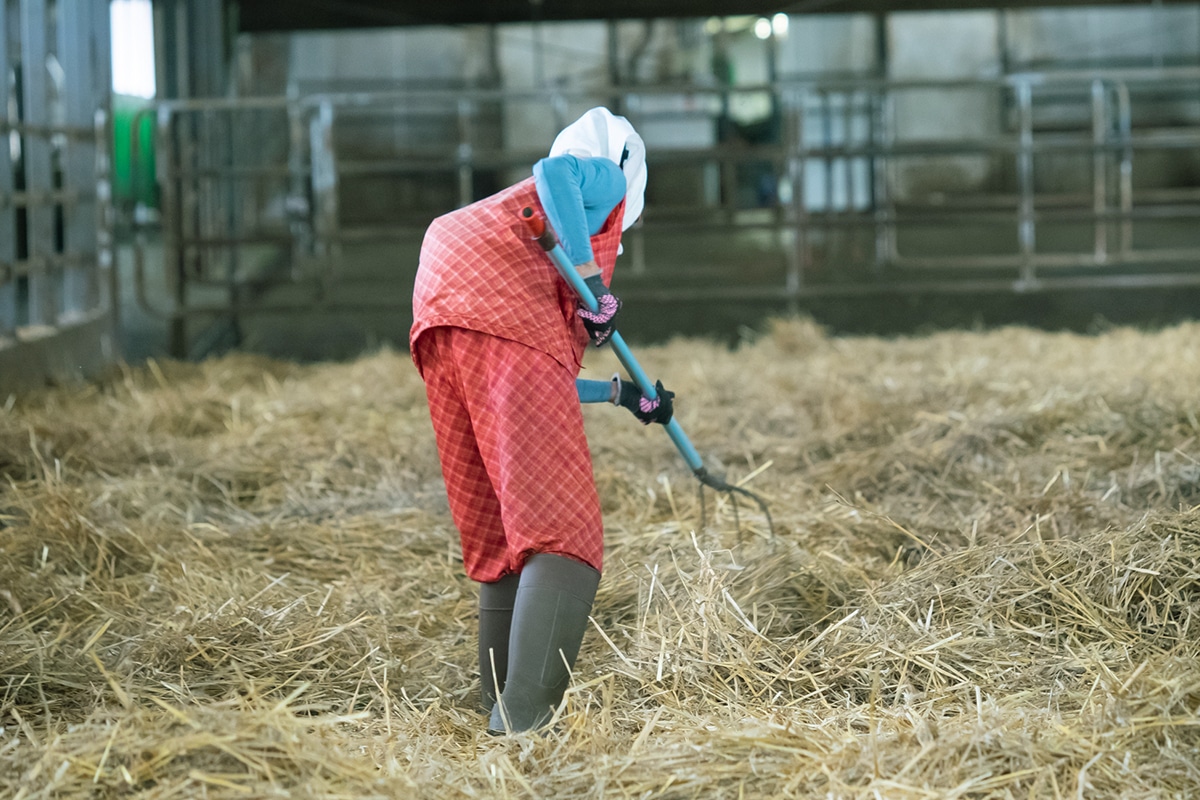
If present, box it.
[549,107,647,232]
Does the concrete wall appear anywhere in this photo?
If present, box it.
[494,21,609,184]
[287,27,475,90]
[887,11,1002,201]
[1006,5,1200,68]
[779,14,879,77]
[232,6,1200,209]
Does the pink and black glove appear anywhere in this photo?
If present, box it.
[577,274,621,346]
[614,375,674,425]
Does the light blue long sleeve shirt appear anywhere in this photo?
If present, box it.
[533,155,626,266]
[535,155,625,406]
[575,378,612,404]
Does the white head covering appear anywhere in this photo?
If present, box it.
[549,107,647,232]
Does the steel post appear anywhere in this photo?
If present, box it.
[1091,79,1109,264]
[0,0,15,339]
[20,0,54,326]
[1015,79,1036,287]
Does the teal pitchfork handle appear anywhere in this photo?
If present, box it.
[519,207,704,471]
[519,207,774,538]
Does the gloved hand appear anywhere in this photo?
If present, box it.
[613,375,674,425]
[577,274,620,346]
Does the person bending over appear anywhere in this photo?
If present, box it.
[410,107,674,733]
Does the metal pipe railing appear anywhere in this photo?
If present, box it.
[129,69,1200,349]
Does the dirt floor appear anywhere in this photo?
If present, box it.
[2,316,1199,798]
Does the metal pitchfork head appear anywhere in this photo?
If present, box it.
[693,465,775,543]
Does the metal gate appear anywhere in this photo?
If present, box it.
[131,70,1200,358]
[0,0,115,395]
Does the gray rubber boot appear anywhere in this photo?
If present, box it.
[488,553,601,733]
[478,572,521,713]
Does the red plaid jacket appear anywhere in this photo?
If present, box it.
[410,177,625,375]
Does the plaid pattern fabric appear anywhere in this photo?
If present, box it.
[416,326,604,582]
[410,177,625,376]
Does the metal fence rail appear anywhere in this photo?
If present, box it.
[131,69,1200,356]
[0,0,115,394]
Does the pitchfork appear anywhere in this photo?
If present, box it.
[520,207,775,541]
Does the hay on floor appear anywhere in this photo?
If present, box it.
[2,317,1199,798]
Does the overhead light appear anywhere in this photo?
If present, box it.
[754,17,772,40]
[772,13,789,38]
[704,17,723,35]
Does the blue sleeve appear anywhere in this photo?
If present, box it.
[533,155,626,265]
[575,378,613,404]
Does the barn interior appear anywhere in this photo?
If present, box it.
[4,0,1200,388]
[2,2,1200,798]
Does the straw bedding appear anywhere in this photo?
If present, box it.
[2,317,1198,798]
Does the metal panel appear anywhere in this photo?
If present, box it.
[90,0,113,322]
[0,0,116,396]
[57,0,96,318]
[129,71,1200,360]
[190,0,225,97]
[0,308,114,392]
[19,0,54,326]
[0,0,15,339]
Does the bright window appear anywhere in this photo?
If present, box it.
[110,0,156,98]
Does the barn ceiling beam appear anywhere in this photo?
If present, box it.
[234,0,1193,32]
